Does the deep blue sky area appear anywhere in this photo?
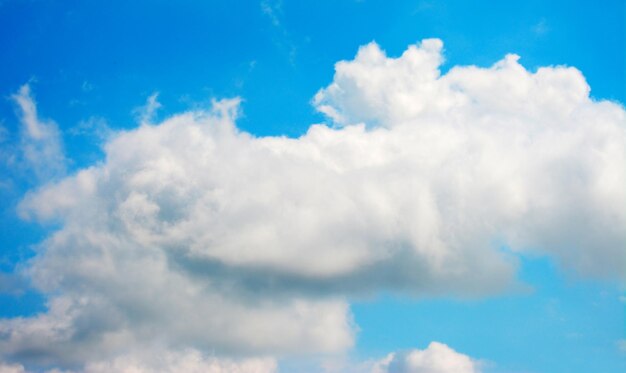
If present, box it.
[0,1,625,372]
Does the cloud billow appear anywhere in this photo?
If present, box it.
[372,342,480,373]
[2,39,624,371]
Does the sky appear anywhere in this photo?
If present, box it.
[0,1,625,372]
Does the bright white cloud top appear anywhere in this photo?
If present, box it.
[1,39,624,371]
[372,342,480,373]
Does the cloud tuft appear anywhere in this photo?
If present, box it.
[372,342,480,373]
[11,85,66,180]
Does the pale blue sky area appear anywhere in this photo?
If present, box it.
[0,1,624,372]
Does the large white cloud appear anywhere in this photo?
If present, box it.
[371,342,480,373]
[2,39,625,371]
[314,39,625,278]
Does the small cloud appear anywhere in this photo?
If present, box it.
[68,116,112,141]
[261,0,282,26]
[532,18,549,36]
[133,92,162,124]
[81,80,94,92]
[0,362,26,373]
[68,98,86,107]
[617,339,626,353]
[371,342,481,373]
[11,84,66,180]
[260,0,298,65]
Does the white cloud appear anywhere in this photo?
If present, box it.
[532,19,549,36]
[83,350,276,373]
[133,92,162,125]
[261,0,282,27]
[11,85,66,180]
[0,352,276,373]
[0,362,26,373]
[2,39,625,370]
[81,81,94,93]
[314,39,626,279]
[68,116,111,141]
[371,342,480,373]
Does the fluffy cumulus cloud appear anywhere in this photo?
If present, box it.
[371,342,480,373]
[1,39,625,371]
[314,39,625,278]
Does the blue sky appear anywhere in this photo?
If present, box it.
[0,1,625,372]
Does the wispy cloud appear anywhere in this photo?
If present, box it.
[261,0,282,27]
[532,18,549,36]
[133,92,162,124]
[68,116,112,141]
[11,84,66,181]
[260,0,297,65]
